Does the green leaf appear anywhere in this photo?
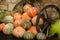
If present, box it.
[49,19,60,37]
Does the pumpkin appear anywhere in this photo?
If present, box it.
[22,12,31,20]
[27,7,38,17]
[0,23,5,31]
[28,26,38,36]
[32,16,44,25]
[23,4,32,12]
[13,26,25,38]
[23,31,35,39]
[14,19,22,28]
[13,13,22,20]
[3,23,14,35]
[20,20,32,29]
[37,32,46,40]
[3,15,14,23]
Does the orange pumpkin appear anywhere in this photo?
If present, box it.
[28,26,38,36]
[13,26,25,38]
[23,4,32,12]
[13,13,22,20]
[32,16,37,25]
[32,16,44,25]
[22,12,31,20]
[27,7,38,17]
[14,19,22,28]
[0,23,5,31]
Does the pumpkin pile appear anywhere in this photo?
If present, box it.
[0,4,46,40]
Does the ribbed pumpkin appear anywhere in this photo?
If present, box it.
[3,15,14,23]
[14,19,22,28]
[3,23,14,35]
[22,12,31,20]
[0,23,5,31]
[13,26,25,38]
[32,16,44,25]
[37,32,46,40]
[13,13,22,20]
[20,20,32,29]
[28,26,38,36]
[23,31,35,39]
[23,4,32,12]
[27,7,38,17]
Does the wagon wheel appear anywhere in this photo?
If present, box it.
[36,5,60,37]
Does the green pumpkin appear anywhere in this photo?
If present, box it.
[3,23,14,35]
[3,15,14,23]
[37,32,46,40]
[23,31,35,39]
[20,20,32,29]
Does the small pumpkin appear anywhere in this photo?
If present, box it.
[27,7,38,17]
[0,23,5,31]
[13,26,25,38]
[13,13,22,20]
[20,20,32,29]
[23,31,35,39]
[32,16,44,25]
[23,4,32,12]
[22,12,31,20]
[3,23,14,35]
[28,26,38,36]
[3,15,14,23]
[37,32,46,40]
[14,19,22,28]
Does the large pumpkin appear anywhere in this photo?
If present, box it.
[32,16,44,25]
[3,15,14,23]
[27,7,38,17]
[13,26,25,38]
[14,19,22,28]
[23,31,35,39]
[3,23,14,35]
[28,26,38,36]
[13,13,22,20]
[23,4,32,12]
[20,20,32,29]
[0,23,5,31]
[22,12,31,20]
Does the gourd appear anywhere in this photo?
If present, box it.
[20,20,32,29]
[22,12,31,20]
[27,7,38,17]
[3,23,14,35]
[32,16,44,25]
[14,19,22,28]
[37,32,46,40]
[28,26,38,36]
[13,13,22,20]
[0,23,5,31]
[3,15,14,23]
[23,4,32,12]
[13,26,25,38]
[23,31,35,39]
